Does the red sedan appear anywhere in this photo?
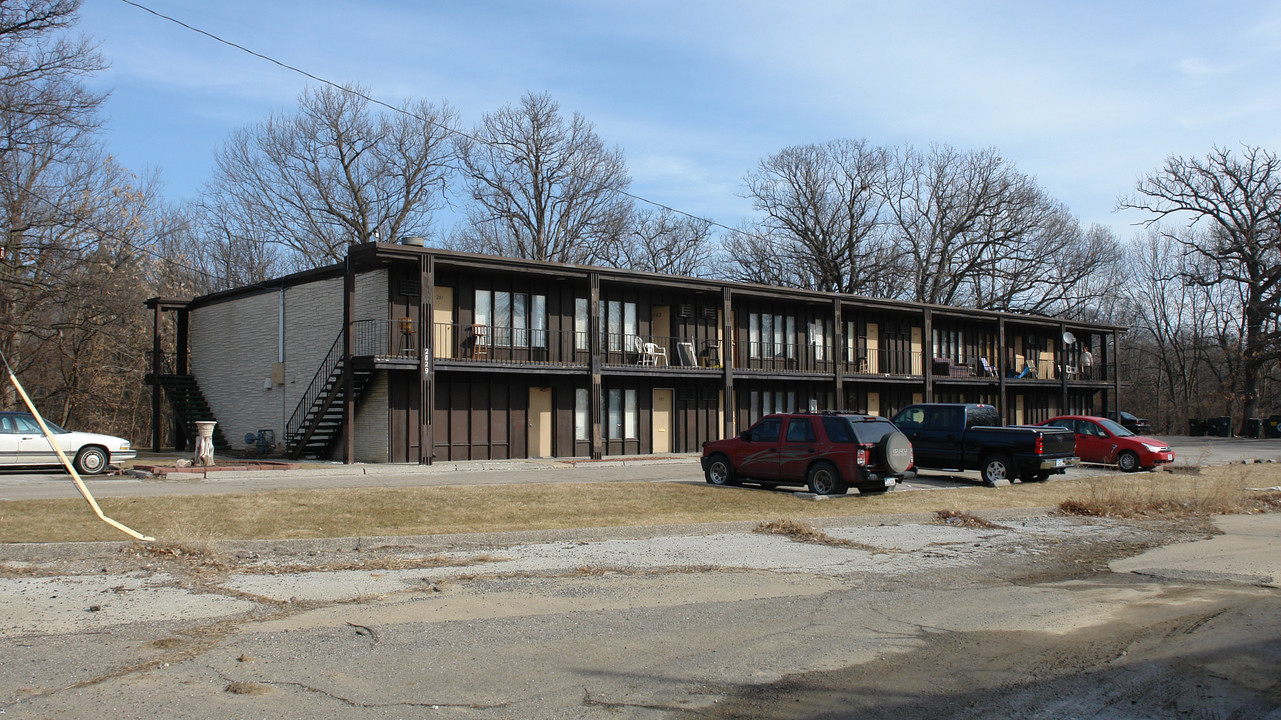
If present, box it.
[1038,415,1174,472]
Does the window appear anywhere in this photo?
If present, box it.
[574,298,588,351]
[786,418,816,443]
[475,289,546,348]
[604,388,638,440]
[574,388,589,441]
[749,312,796,358]
[808,319,826,361]
[600,300,637,352]
[748,417,782,442]
[822,416,854,443]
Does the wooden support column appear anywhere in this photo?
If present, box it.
[1058,322,1068,413]
[342,256,355,464]
[1110,330,1120,416]
[922,308,933,402]
[173,307,190,450]
[151,302,162,452]
[833,298,844,410]
[589,272,603,459]
[419,252,434,465]
[997,318,1008,423]
[722,287,735,438]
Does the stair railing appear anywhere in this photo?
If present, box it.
[284,320,380,447]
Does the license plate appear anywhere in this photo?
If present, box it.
[884,477,895,486]
[1054,458,1068,468]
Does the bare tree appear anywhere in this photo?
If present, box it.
[1119,145,1281,428]
[204,84,456,269]
[454,92,632,263]
[732,138,890,293]
[879,143,1116,314]
[590,207,715,277]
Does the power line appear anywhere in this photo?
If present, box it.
[116,0,739,236]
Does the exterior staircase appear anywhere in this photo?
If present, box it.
[284,330,374,460]
[158,374,229,451]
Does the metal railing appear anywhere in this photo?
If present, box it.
[601,334,722,368]
[433,322,587,366]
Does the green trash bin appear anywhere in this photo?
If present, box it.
[1246,417,1263,439]
[1267,416,1281,439]
[1212,416,1233,437]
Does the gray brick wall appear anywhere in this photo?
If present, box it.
[189,269,390,458]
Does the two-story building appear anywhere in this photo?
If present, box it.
[144,241,1126,463]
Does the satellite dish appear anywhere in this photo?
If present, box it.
[1062,331,1076,345]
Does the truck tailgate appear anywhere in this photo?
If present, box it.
[1034,427,1076,456]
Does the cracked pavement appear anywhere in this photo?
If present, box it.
[2,512,1280,718]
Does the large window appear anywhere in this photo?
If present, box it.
[574,298,588,351]
[749,312,796,359]
[600,300,637,352]
[808,319,827,361]
[575,388,589,441]
[475,289,546,348]
[605,388,638,440]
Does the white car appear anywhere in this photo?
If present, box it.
[0,411,136,474]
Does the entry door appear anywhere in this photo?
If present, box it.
[434,287,454,358]
[653,388,673,453]
[528,387,553,458]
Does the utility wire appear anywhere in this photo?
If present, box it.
[117,0,740,237]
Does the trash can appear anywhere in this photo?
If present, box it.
[1212,416,1233,438]
[1267,416,1281,439]
[1246,417,1263,439]
[1188,418,1204,436]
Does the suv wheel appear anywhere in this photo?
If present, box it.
[1117,450,1141,473]
[807,462,847,495]
[704,454,737,486]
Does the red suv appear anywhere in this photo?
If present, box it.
[701,413,914,495]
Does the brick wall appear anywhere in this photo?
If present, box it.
[189,268,389,458]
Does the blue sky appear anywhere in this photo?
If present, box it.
[79,1,1281,241]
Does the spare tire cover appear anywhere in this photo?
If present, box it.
[880,431,912,474]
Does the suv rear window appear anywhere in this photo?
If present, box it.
[847,417,898,444]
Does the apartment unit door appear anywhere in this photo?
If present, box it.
[434,286,454,359]
[653,388,673,453]
[528,387,553,458]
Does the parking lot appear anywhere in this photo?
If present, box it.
[1,435,1278,503]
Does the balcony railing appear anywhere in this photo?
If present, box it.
[352,318,418,359]
[601,334,722,369]
[1004,353,1102,381]
[838,348,925,377]
[432,322,587,366]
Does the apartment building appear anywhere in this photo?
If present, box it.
[145,241,1125,463]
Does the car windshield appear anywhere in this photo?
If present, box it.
[1097,418,1134,437]
[3,414,68,434]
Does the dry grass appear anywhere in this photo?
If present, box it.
[933,510,1009,529]
[2,465,1279,544]
[754,519,889,552]
[1057,465,1281,518]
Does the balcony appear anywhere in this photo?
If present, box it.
[433,322,587,367]
[601,334,722,370]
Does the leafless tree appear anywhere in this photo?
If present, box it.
[732,139,890,293]
[879,143,1118,314]
[1119,145,1281,427]
[453,92,632,263]
[204,84,456,269]
[589,207,715,277]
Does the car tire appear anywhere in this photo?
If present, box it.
[74,446,108,475]
[704,454,738,486]
[879,431,913,475]
[807,462,847,495]
[981,454,1013,486]
[1117,450,1141,473]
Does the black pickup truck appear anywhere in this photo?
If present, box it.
[890,403,1077,485]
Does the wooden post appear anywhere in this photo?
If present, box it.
[923,308,933,402]
[833,298,844,411]
[997,317,1008,423]
[721,287,735,438]
[589,272,603,459]
[420,252,434,465]
[151,301,161,452]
